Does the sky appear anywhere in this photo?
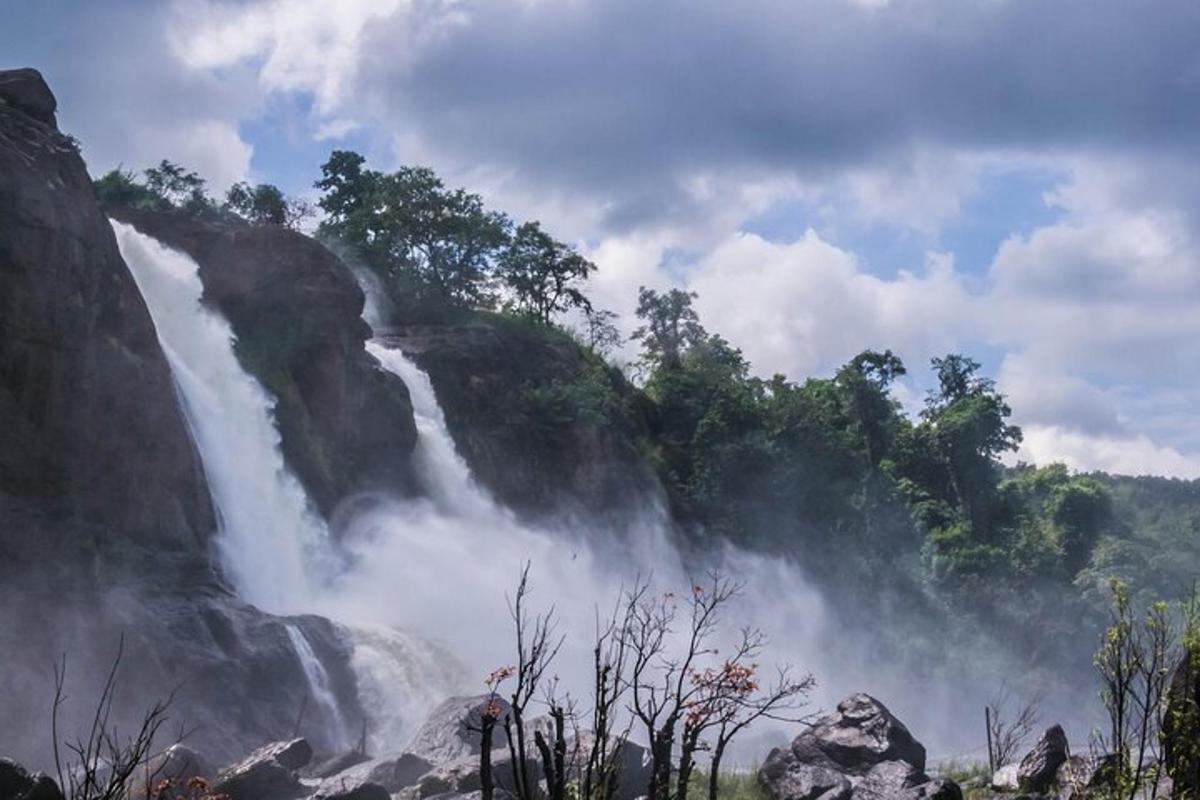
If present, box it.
[5,0,1200,477]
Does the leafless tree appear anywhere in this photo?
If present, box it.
[502,563,565,800]
[622,574,739,800]
[52,635,178,800]
[581,597,636,800]
[984,686,1042,770]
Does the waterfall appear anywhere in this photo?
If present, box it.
[364,342,493,514]
[111,221,330,612]
[285,624,351,750]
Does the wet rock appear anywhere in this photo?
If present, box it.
[406,695,513,764]
[317,753,434,796]
[0,68,57,126]
[213,738,312,800]
[1017,725,1068,794]
[991,763,1018,791]
[852,760,924,798]
[106,205,421,517]
[319,782,391,800]
[791,694,926,776]
[760,746,852,800]
[0,758,64,800]
[1056,753,1119,797]
[307,751,372,780]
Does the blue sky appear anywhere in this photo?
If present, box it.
[6,0,1200,477]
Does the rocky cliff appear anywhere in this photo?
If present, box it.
[0,68,367,769]
[106,206,421,518]
[381,317,661,526]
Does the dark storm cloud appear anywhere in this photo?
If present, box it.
[349,0,1200,227]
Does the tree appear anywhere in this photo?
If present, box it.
[224,182,313,229]
[143,160,209,210]
[632,287,706,373]
[316,151,510,312]
[578,308,623,358]
[500,221,595,324]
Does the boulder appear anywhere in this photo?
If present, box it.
[414,750,541,799]
[1017,725,1068,794]
[791,695,926,776]
[213,738,313,800]
[319,783,391,800]
[567,732,652,800]
[990,763,1018,791]
[1056,753,1119,797]
[760,746,852,800]
[306,751,372,780]
[405,695,512,765]
[0,759,64,800]
[316,753,434,796]
[0,68,57,126]
[851,760,924,798]
[134,744,214,798]
[849,759,961,800]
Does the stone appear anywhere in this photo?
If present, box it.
[851,760,924,798]
[1055,753,1119,797]
[760,746,852,800]
[405,695,513,765]
[307,751,372,780]
[0,68,57,126]
[213,739,313,800]
[0,759,64,800]
[316,753,435,796]
[791,694,926,776]
[319,783,391,800]
[1017,725,1069,794]
[991,763,1018,791]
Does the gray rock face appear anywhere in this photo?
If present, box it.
[0,68,56,125]
[761,695,957,800]
[567,733,652,800]
[791,694,926,776]
[760,747,852,800]
[320,785,390,800]
[1017,725,1068,794]
[316,753,434,796]
[107,206,421,518]
[0,758,64,800]
[414,751,539,799]
[405,695,512,765]
[990,763,1018,791]
[1055,753,1118,797]
[387,322,659,525]
[214,738,312,800]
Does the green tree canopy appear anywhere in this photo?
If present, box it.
[499,221,595,324]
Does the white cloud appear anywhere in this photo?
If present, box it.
[687,232,972,379]
[1019,425,1200,479]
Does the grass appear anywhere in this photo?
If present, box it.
[685,766,768,800]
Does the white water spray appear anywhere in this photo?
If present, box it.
[285,624,351,749]
[111,221,330,612]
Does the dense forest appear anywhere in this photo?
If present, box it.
[94,156,1200,674]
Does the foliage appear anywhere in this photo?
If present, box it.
[93,167,161,209]
[500,221,595,323]
[315,151,511,316]
[224,181,313,229]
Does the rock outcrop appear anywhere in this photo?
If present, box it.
[1016,725,1068,794]
[106,206,421,518]
[0,758,64,800]
[404,695,512,765]
[213,738,313,800]
[0,68,366,768]
[759,695,954,800]
[383,321,659,524]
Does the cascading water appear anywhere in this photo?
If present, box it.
[285,624,351,750]
[112,221,332,612]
